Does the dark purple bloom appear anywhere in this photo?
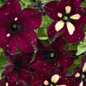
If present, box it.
[32,65,77,86]
[0,0,42,53]
[44,0,85,43]
[2,51,33,85]
[67,55,86,86]
[31,38,75,70]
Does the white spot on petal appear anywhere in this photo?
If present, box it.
[51,74,60,83]
[8,2,10,5]
[70,14,81,20]
[44,80,49,85]
[65,6,71,14]
[82,62,86,72]
[6,33,11,37]
[14,17,18,21]
[55,20,65,32]
[75,73,80,78]
[7,45,9,47]
[79,81,83,86]
[66,21,75,35]
[6,82,9,86]
[5,13,8,15]
[57,13,63,18]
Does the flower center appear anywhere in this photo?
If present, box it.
[63,16,69,22]
[9,20,22,33]
[43,50,58,60]
[80,72,86,82]
[13,61,22,71]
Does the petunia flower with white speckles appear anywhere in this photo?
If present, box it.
[67,55,86,86]
[44,0,85,43]
[0,0,42,53]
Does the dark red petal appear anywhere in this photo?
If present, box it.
[2,64,14,76]
[5,36,17,53]
[0,0,21,19]
[70,0,81,8]
[4,50,15,63]
[7,0,21,17]
[44,1,60,20]
[0,78,16,86]
[0,18,10,27]
[14,33,34,52]
[32,73,42,86]
[21,8,42,30]
[60,0,81,8]
[50,38,66,50]
[58,50,73,57]
[17,69,31,84]
[0,27,10,48]
[64,26,85,43]
[56,38,66,50]
[47,22,64,41]
[31,61,58,77]
[56,56,74,68]
[77,7,86,26]
[21,30,37,46]
[36,39,48,50]
[5,71,17,82]
[63,78,78,86]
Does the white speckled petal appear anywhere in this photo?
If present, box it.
[82,63,86,72]
[75,73,80,78]
[44,80,49,85]
[55,20,65,32]
[79,81,83,86]
[58,13,63,18]
[51,74,60,83]
[65,6,71,14]
[66,21,75,35]
[70,14,81,20]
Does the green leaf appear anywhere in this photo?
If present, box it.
[38,37,48,40]
[19,0,33,9]
[76,32,86,55]
[0,54,9,79]
[37,15,53,40]
[67,55,82,74]
[0,69,4,79]
[80,1,86,8]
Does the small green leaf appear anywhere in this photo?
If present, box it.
[67,55,82,74]
[76,32,86,56]
[80,1,86,8]
[38,37,48,40]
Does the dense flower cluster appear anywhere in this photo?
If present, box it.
[0,0,86,86]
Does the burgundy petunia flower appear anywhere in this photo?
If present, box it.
[30,38,75,71]
[0,0,42,53]
[44,0,85,43]
[2,51,33,85]
[67,55,86,86]
[32,65,77,86]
